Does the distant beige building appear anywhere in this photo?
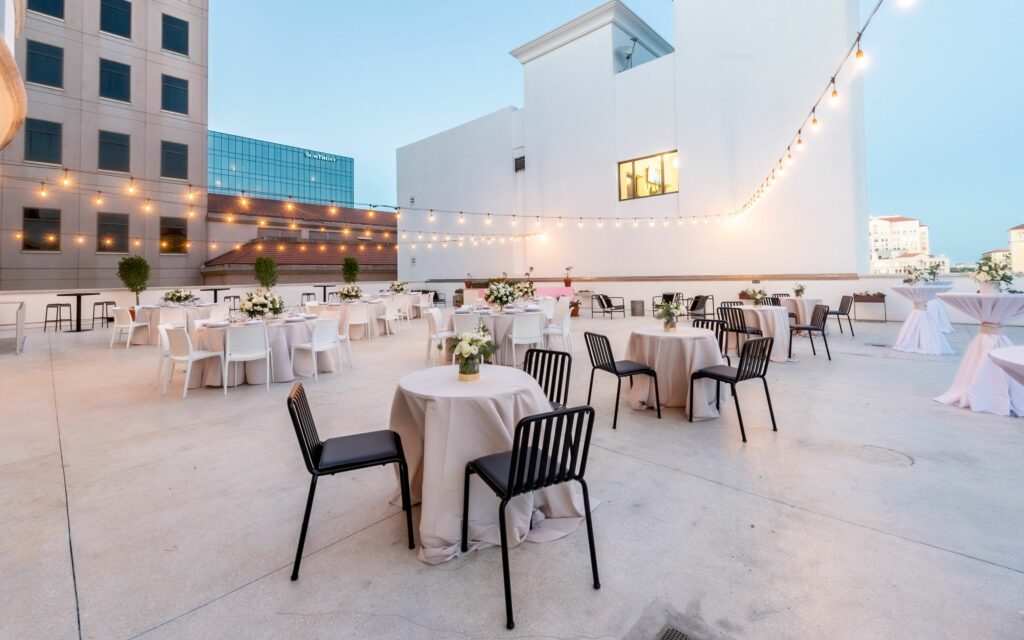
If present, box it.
[1008,225,1024,273]
[868,215,950,275]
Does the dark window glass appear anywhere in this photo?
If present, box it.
[161,14,189,55]
[26,40,63,88]
[160,141,188,179]
[28,0,64,19]
[100,0,131,38]
[159,217,187,254]
[24,118,62,164]
[96,213,129,252]
[98,130,130,172]
[160,74,188,114]
[98,58,130,102]
[23,208,61,251]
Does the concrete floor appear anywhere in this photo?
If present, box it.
[1,315,1022,640]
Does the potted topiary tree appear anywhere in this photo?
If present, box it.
[342,257,360,284]
[254,256,279,288]
[117,255,150,316]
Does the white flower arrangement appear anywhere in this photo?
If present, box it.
[973,255,1013,287]
[902,266,924,285]
[483,281,518,307]
[654,300,685,323]
[239,288,284,319]
[163,288,197,304]
[741,288,768,303]
[389,281,407,293]
[513,280,536,300]
[453,323,496,377]
[338,285,363,300]
[793,283,806,297]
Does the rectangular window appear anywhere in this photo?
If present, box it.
[96,213,129,252]
[159,217,187,254]
[100,0,132,38]
[28,0,63,19]
[617,150,679,200]
[160,74,188,114]
[26,40,63,88]
[99,58,130,102]
[161,14,189,55]
[98,130,130,172]
[24,118,62,164]
[160,141,188,179]
[22,208,61,251]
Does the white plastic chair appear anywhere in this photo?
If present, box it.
[452,312,481,337]
[425,307,455,365]
[162,325,223,398]
[537,298,557,320]
[224,323,272,394]
[336,306,354,367]
[379,297,402,335]
[543,298,574,353]
[156,323,171,386]
[413,292,433,318]
[194,304,230,328]
[505,312,545,366]
[347,304,371,340]
[158,306,187,329]
[110,307,149,348]
[291,318,342,382]
[396,294,413,327]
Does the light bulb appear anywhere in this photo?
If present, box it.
[511,215,517,226]
[811,109,820,130]
[577,218,584,228]
[61,169,72,187]
[855,44,867,69]
[557,217,563,227]
[459,212,466,224]
[830,79,840,104]
[485,213,492,225]
[127,178,137,194]
[428,209,436,222]
[94,191,104,205]
[38,182,48,198]
[186,185,195,200]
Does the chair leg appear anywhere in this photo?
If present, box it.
[425,338,433,365]
[125,326,134,349]
[461,465,473,553]
[688,376,696,422]
[223,360,229,395]
[762,377,777,431]
[651,373,662,419]
[398,461,415,550]
[579,479,600,589]
[498,500,514,630]
[732,383,747,443]
[788,329,794,359]
[182,361,192,398]
[808,332,816,356]
[312,350,319,382]
[612,378,622,429]
[847,314,855,337]
[715,380,721,411]
[835,315,844,334]
[291,475,318,581]
[587,369,595,405]
[821,330,831,361]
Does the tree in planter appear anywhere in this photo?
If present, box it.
[117,255,150,306]
[342,257,360,284]
[254,256,279,288]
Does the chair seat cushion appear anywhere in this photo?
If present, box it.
[318,430,399,471]
[791,324,822,332]
[614,360,652,375]
[472,448,550,497]
[694,364,738,381]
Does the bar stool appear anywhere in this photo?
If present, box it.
[224,295,240,311]
[301,292,316,304]
[44,303,72,332]
[91,300,117,328]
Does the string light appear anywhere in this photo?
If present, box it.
[459,211,465,224]
[485,213,492,225]
[428,209,435,222]
[94,191,104,205]
[829,78,840,104]
[811,107,820,130]
[143,199,153,213]
[37,182,48,198]
[127,177,137,194]
[329,202,337,215]
[61,168,72,187]
[186,184,195,200]
[239,191,248,206]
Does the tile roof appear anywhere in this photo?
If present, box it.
[876,216,918,223]
[1010,224,1024,231]
[207,194,398,229]
[205,239,397,267]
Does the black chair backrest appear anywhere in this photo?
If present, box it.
[720,301,742,307]
[504,406,595,497]
[838,295,853,314]
[773,293,791,298]
[689,295,708,313]
[719,306,749,333]
[594,295,609,310]
[763,297,781,306]
[692,318,727,355]
[736,337,773,381]
[524,348,572,407]
[286,383,323,474]
[809,304,830,329]
[661,293,675,304]
[584,332,616,373]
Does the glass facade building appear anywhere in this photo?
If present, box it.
[208,131,354,206]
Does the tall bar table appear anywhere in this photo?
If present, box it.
[312,284,336,302]
[199,287,230,303]
[56,292,100,332]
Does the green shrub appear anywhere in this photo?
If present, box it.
[254,256,279,288]
[342,257,360,284]
[117,255,150,305]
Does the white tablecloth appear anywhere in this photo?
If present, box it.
[781,298,821,326]
[737,306,791,363]
[445,311,546,367]
[934,293,1024,415]
[186,319,337,388]
[890,286,953,355]
[922,284,955,333]
[389,365,586,564]
[989,346,1024,386]
[134,304,217,345]
[624,326,724,418]
[328,301,385,339]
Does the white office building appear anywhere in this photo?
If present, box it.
[868,215,949,275]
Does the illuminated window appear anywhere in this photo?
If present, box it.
[618,150,678,200]
[23,208,61,251]
[96,213,129,252]
[159,216,187,254]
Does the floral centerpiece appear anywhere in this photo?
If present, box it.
[389,281,407,294]
[239,289,284,319]
[793,283,806,298]
[902,266,924,285]
[163,288,197,304]
[453,323,496,381]
[973,254,1014,294]
[654,300,685,331]
[484,280,517,308]
[513,280,536,300]
[338,284,363,301]
[741,288,768,305]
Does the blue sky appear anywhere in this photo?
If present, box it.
[210,1,1023,263]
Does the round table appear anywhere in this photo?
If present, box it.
[134,304,220,345]
[446,311,546,367]
[890,286,953,355]
[780,297,821,327]
[921,284,955,333]
[624,326,724,418]
[330,301,385,339]
[935,293,1024,414]
[389,365,586,564]
[989,346,1024,386]
[737,305,791,363]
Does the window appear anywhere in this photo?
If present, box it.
[161,14,189,55]
[26,40,63,88]
[96,213,129,252]
[99,59,130,102]
[22,208,61,251]
[159,217,187,254]
[160,141,188,179]
[100,0,132,38]
[161,74,188,114]
[618,150,679,200]
[28,0,63,19]
[98,130,130,172]
[24,118,62,164]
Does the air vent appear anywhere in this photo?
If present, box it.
[514,156,525,172]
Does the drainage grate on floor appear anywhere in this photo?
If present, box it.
[659,628,691,640]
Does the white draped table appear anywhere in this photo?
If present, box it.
[923,284,955,333]
[891,286,953,355]
[935,293,1024,415]
[389,365,586,564]
[989,346,1024,386]
[781,297,822,327]
[737,305,791,363]
[624,326,724,418]
[445,310,546,367]
[133,304,218,345]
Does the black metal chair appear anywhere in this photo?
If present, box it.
[224,295,240,311]
[719,301,743,308]
[584,332,660,429]
[718,306,762,355]
[789,304,832,360]
[524,348,572,410]
[591,294,625,319]
[285,383,415,580]
[686,294,710,321]
[827,295,855,336]
[692,318,730,366]
[772,293,791,298]
[689,336,776,442]
[91,300,116,328]
[44,303,72,332]
[300,292,316,304]
[461,406,599,630]
[763,297,781,306]
[651,292,685,308]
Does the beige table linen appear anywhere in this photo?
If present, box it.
[329,301,385,339]
[781,298,824,327]
[390,365,587,564]
[737,305,791,363]
[624,326,724,418]
[444,311,546,367]
[186,319,338,388]
[133,304,216,345]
